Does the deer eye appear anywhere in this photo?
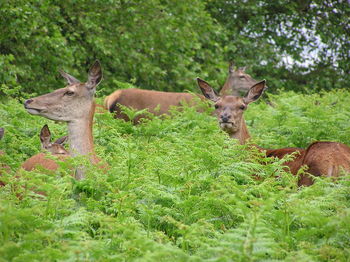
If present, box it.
[64,91,75,96]
[239,105,246,110]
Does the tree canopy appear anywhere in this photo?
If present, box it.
[0,0,348,98]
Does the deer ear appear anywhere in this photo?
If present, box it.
[228,61,235,73]
[40,124,51,147]
[243,80,267,104]
[0,128,4,140]
[86,60,103,91]
[59,70,81,85]
[54,135,68,145]
[197,78,220,102]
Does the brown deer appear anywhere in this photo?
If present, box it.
[104,88,195,123]
[298,142,350,186]
[104,63,259,123]
[219,63,259,97]
[0,128,8,187]
[197,78,350,186]
[24,60,103,180]
[22,125,69,171]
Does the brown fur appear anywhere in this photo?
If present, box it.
[21,125,69,172]
[265,147,306,176]
[104,88,196,123]
[21,153,68,171]
[219,63,259,97]
[0,128,8,187]
[198,77,350,186]
[24,61,105,180]
[298,142,350,186]
[104,63,259,123]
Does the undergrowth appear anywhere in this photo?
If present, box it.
[0,89,349,261]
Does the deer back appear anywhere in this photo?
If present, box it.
[104,88,196,123]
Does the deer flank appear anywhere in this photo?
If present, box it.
[104,88,196,123]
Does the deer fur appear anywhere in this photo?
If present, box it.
[24,61,103,180]
[219,62,259,97]
[197,78,350,186]
[104,62,259,123]
[104,88,195,123]
[22,125,69,171]
[0,128,8,187]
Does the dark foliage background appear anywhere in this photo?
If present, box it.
[0,0,349,97]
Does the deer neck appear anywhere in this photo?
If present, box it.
[67,103,97,164]
[229,116,251,144]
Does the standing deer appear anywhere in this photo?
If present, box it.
[197,78,350,186]
[22,125,69,171]
[219,63,259,97]
[24,61,103,180]
[104,63,259,123]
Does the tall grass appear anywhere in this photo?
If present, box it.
[0,89,349,261]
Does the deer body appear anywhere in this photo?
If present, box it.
[24,61,103,180]
[104,63,259,122]
[21,125,69,171]
[298,142,350,186]
[104,88,195,122]
[197,78,350,186]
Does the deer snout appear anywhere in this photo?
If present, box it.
[220,114,232,123]
[24,99,33,108]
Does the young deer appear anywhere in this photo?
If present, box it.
[197,78,350,186]
[104,63,259,123]
[24,61,103,180]
[219,62,259,97]
[22,125,69,171]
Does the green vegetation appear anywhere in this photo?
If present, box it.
[1,1,349,260]
[1,0,348,99]
[1,89,349,261]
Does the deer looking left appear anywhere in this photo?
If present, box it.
[24,61,103,180]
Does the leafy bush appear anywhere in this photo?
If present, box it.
[0,87,349,261]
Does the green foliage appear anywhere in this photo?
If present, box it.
[0,0,226,98]
[205,0,350,92]
[1,0,348,99]
[1,89,350,261]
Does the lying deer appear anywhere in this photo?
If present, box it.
[22,125,69,171]
[24,60,103,180]
[197,78,350,186]
[104,63,260,123]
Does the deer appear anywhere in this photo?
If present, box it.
[197,78,350,186]
[104,63,260,123]
[0,128,8,187]
[104,88,195,123]
[24,60,103,180]
[219,63,259,97]
[22,124,69,171]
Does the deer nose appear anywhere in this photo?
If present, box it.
[24,99,33,108]
[221,115,231,123]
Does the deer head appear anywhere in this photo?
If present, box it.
[39,124,68,155]
[24,61,102,122]
[220,62,259,97]
[198,78,267,143]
